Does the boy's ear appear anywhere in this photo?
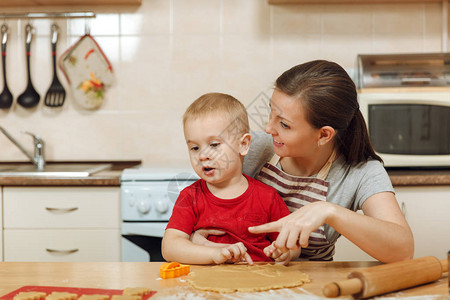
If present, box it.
[239,133,252,156]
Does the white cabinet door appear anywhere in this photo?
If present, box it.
[395,186,450,260]
[334,186,450,261]
[2,186,121,262]
[333,210,376,261]
[334,234,376,261]
[4,229,120,262]
[4,187,120,229]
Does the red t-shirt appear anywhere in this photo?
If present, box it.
[166,174,290,262]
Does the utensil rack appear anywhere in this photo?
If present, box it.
[0,12,96,20]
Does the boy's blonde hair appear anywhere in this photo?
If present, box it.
[183,93,250,134]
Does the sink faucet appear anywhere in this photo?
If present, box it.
[0,126,45,170]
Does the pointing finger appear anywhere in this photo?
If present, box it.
[248,221,281,234]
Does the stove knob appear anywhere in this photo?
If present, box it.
[137,200,151,214]
[155,200,169,214]
[123,189,135,206]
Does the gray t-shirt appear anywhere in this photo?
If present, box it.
[243,131,395,244]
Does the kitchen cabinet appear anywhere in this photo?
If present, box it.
[0,0,141,6]
[2,186,120,262]
[0,189,3,261]
[334,186,450,261]
[269,0,442,3]
[395,186,450,260]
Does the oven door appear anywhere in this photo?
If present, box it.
[121,222,168,262]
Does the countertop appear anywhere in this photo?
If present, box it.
[0,261,447,299]
[0,162,449,186]
[0,161,140,186]
[388,168,450,186]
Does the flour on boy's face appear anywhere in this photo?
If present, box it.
[184,115,244,186]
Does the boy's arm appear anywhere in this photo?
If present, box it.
[162,228,253,265]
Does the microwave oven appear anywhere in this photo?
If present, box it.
[359,88,450,168]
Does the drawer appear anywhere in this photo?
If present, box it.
[4,229,120,262]
[3,187,120,229]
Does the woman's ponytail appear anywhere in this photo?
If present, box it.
[338,111,382,165]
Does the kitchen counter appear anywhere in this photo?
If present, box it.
[0,261,446,299]
[0,162,449,187]
[0,161,141,186]
[388,169,450,186]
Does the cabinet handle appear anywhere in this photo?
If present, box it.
[401,202,406,217]
[45,207,78,213]
[46,248,79,255]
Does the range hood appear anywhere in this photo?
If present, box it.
[357,53,450,89]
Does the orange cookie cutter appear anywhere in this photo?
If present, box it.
[159,262,190,279]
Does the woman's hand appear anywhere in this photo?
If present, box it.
[249,201,335,252]
[211,242,254,265]
[190,228,228,248]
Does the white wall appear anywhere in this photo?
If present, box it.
[0,0,445,167]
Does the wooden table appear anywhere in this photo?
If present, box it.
[0,262,447,299]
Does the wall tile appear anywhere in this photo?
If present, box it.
[172,0,221,35]
[120,0,170,35]
[118,112,189,167]
[372,3,423,35]
[272,34,323,67]
[0,1,447,167]
[322,4,372,35]
[43,112,128,160]
[321,34,372,68]
[372,34,425,53]
[222,0,270,36]
[272,4,323,35]
[118,35,172,111]
[425,3,442,35]
[68,13,120,36]
[169,34,222,107]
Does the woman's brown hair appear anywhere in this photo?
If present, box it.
[275,60,382,165]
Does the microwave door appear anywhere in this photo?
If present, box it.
[368,104,450,155]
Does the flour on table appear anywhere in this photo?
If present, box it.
[151,286,328,300]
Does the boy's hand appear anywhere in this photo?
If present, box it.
[264,242,299,265]
[211,242,254,265]
[190,229,227,248]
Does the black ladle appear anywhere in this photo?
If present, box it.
[17,24,40,108]
[0,24,13,109]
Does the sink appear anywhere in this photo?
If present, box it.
[0,163,113,177]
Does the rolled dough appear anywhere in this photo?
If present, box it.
[187,264,310,293]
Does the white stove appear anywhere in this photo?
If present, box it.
[120,167,198,262]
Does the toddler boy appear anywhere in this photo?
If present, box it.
[162,93,299,265]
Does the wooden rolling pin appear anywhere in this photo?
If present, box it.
[323,256,448,298]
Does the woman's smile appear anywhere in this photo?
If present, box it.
[273,138,284,147]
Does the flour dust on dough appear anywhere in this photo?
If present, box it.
[187,264,310,293]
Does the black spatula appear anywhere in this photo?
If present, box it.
[44,23,66,107]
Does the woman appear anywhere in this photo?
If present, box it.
[194,60,414,262]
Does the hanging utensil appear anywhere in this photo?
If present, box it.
[17,24,40,108]
[44,23,66,107]
[0,24,13,109]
